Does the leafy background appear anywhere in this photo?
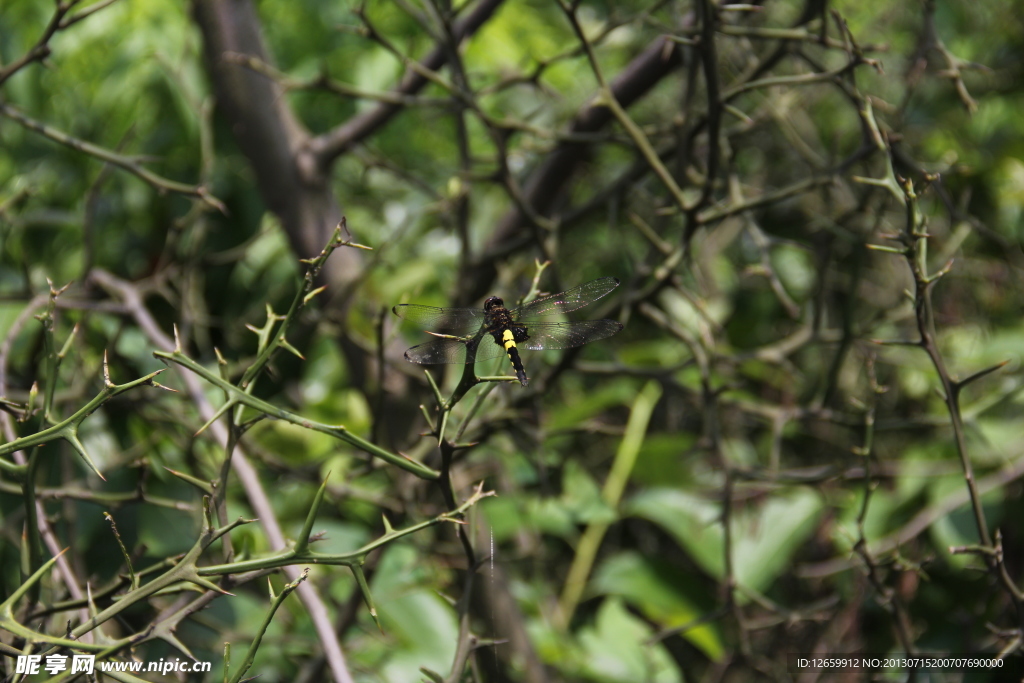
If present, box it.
[2,0,1024,681]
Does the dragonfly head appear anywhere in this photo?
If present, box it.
[483,296,505,311]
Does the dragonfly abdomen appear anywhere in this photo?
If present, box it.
[498,328,529,386]
[486,302,530,386]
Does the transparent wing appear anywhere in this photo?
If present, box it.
[391,304,486,337]
[514,277,621,319]
[517,319,624,351]
[395,277,622,365]
[402,336,511,365]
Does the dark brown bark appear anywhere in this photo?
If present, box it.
[192,0,344,274]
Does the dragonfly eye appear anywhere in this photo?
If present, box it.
[483,296,504,311]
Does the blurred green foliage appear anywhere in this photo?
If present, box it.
[3,0,1024,681]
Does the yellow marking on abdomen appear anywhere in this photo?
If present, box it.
[502,329,519,365]
[501,329,528,385]
[502,329,516,350]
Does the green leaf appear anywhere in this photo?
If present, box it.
[592,551,725,660]
[926,476,1005,567]
[577,598,682,683]
[562,460,617,525]
[378,591,458,683]
[628,433,696,486]
[546,382,632,433]
[624,488,722,577]
[625,487,823,593]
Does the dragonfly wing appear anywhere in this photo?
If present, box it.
[470,337,517,363]
[392,304,485,336]
[402,335,510,365]
[515,277,621,318]
[403,338,469,365]
[518,319,624,351]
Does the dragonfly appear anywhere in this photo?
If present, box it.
[392,277,624,387]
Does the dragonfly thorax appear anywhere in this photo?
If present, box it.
[483,299,521,341]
